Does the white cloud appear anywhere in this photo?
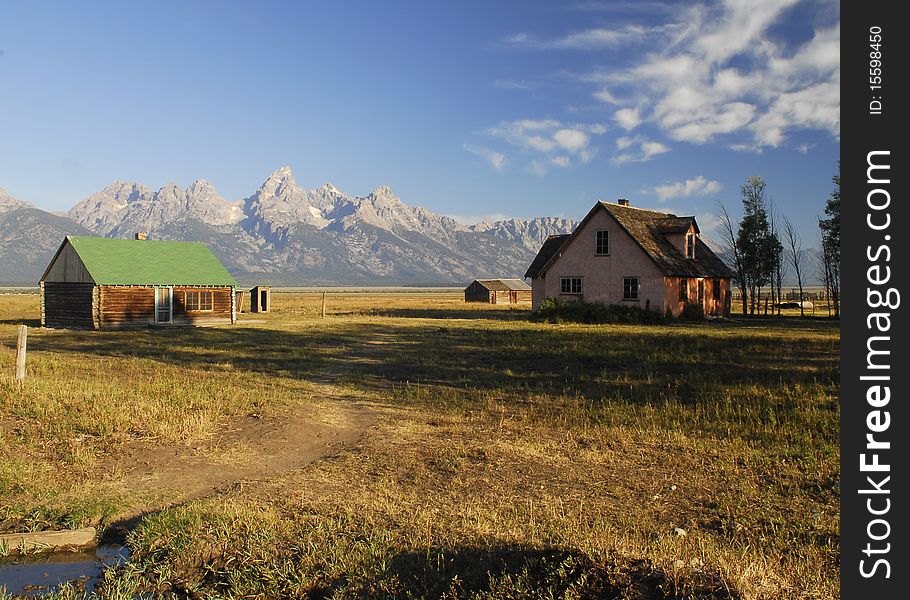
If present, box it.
[504,25,650,50]
[571,1,840,148]
[614,107,642,131]
[553,129,589,152]
[479,119,606,174]
[653,175,722,201]
[696,211,723,236]
[593,88,621,104]
[463,144,507,171]
[641,141,669,159]
[612,138,669,164]
[493,79,537,90]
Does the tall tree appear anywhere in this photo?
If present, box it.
[818,164,841,317]
[736,176,781,315]
[782,215,807,317]
[717,202,748,315]
[767,199,786,315]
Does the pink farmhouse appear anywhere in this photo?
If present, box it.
[525,200,734,317]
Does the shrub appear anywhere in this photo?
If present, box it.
[530,298,667,325]
[678,301,706,322]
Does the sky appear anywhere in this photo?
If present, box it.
[0,0,839,242]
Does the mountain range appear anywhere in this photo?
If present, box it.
[1,167,576,286]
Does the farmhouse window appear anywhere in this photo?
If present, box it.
[595,230,609,255]
[685,233,695,258]
[561,277,583,295]
[623,277,639,300]
[698,279,705,302]
[679,278,689,301]
[713,279,721,300]
[185,290,214,311]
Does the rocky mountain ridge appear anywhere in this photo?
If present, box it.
[1,168,577,285]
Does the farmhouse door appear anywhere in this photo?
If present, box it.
[155,286,173,324]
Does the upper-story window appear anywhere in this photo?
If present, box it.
[685,232,695,258]
[596,230,609,255]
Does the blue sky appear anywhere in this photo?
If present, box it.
[0,0,838,241]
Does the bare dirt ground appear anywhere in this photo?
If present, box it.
[98,397,378,539]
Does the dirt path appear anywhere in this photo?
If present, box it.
[100,398,377,536]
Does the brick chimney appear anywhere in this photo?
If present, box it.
[617,198,630,206]
[134,232,147,240]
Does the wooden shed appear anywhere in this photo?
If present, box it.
[464,279,532,304]
[39,236,237,329]
[250,285,271,313]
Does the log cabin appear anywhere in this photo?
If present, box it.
[39,235,237,329]
[525,199,735,317]
[464,278,532,304]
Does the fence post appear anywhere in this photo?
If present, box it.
[322,291,327,319]
[16,325,27,387]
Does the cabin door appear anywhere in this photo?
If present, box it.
[155,286,173,324]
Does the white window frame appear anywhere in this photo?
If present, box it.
[560,277,583,295]
[685,232,696,258]
[595,230,610,255]
[185,289,214,312]
[622,277,640,300]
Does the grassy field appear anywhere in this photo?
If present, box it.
[0,292,839,599]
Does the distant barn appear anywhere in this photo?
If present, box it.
[464,278,531,304]
[39,235,237,329]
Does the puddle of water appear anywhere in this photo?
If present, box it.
[0,545,129,597]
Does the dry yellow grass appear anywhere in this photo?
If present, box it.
[0,291,839,599]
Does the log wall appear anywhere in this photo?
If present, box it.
[99,286,155,328]
[172,286,234,325]
[41,282,97,329]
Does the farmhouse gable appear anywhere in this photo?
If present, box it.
[525,200,734,316]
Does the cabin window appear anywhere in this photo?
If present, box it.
[561,277,583,295]
[713,279,721,300]
[697,279,705,302]
[679,278,689,301]
[623,277,639,300]
[595,230,609,255]
[685,233,695,258]
[185,290,214,311]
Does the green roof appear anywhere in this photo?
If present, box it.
[67,236,237,286]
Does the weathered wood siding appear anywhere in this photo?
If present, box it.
[42,282,97,328]
[41,240,93,283]
[99,286,155,328]
[464,281,493,303]
[95,286,235,328]
[172,287,234,325]
[513,290,532,304]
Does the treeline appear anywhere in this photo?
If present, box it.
[718,164,840,318]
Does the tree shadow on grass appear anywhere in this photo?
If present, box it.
[0,318,41,327]
[27,317,839,410]
[311,544,738,599]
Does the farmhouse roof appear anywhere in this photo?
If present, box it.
[524,235,570,278]
[471,278,532,292]
[43,236,237,286]
[525,202,734,279]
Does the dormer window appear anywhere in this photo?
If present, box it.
[685,232,695,258]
